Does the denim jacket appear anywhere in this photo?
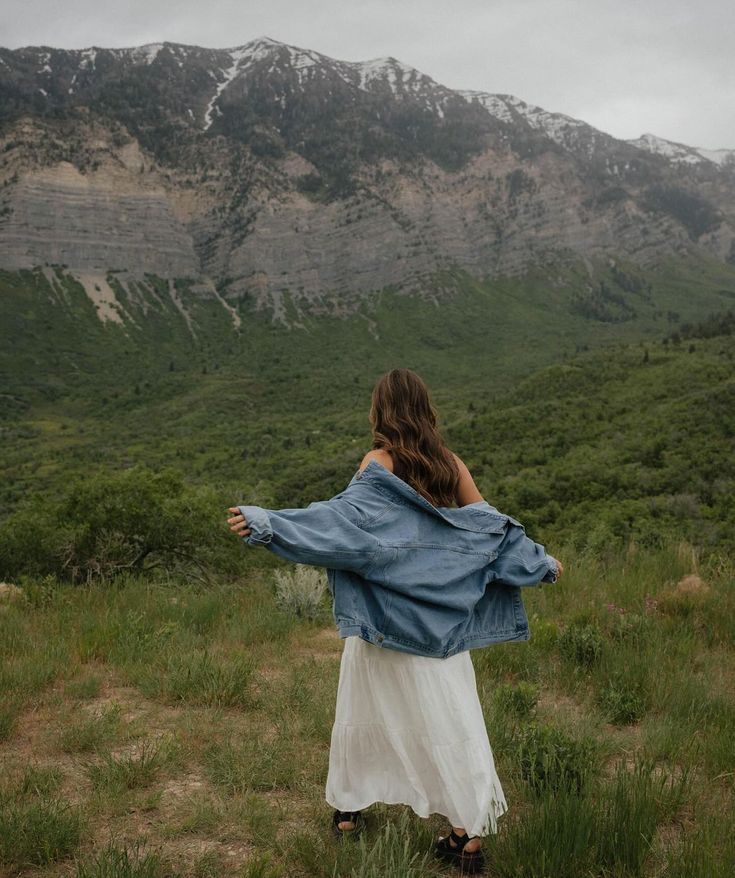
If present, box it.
[238,459,559,659]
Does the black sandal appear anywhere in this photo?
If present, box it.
[331,809,364,839]
[435,828,485,874]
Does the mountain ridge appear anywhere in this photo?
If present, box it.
[6,36,731,156]
[1,36,734,321]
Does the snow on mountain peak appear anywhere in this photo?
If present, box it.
[695,146,735,167]
[54,36,729,165]
[355,56,428,93]
[79,48,97,70]
[460,89,590,147]
[203,54,246,130]
[203,37,331,129]
[128,43,164,65]
[626,132,734,167]
[222,36,283,58]
[628,132,695,159]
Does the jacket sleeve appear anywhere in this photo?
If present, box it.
[487,518,559,587]
[236,495,380,576]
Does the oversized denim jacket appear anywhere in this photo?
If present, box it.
[237,459,559,659]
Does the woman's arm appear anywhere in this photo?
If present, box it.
[451,452,564,581]
[226,494,382,575]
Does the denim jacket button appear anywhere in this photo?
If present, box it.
[376,633,384,642]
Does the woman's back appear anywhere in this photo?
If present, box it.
[360,447,483,508]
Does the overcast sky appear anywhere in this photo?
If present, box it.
[2,0,732,150]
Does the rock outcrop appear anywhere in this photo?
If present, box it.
[0,38,733,320]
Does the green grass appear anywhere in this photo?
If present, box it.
[59,703,125,753]
[85,737,179,794]
[0,539,731,875]
[0,768,83,870]
[0,798,82,869]
[134,649,259,708]
[74,841,171,878]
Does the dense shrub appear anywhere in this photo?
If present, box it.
[595,668,650,724]
[492,681,540,720]
[0,466,242,584]
[516,722,599,794]
[558,618,604,668]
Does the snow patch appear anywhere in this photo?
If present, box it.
[355,57,425,94]
[459,89,601,156]
[627,132,701,164]
[35,51,53,75]
[221,35,281,53]
[130,43,164,64]
[463,90,588,142]
[284,44,322,83]
[695,146,735,166]
[101,43,163,65]
[203,40,277,130]
[203,58,241,130]
[79,48,97,70]
[627,132,735,167]
[459,90,514,123]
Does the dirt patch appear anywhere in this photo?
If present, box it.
[76,273,125,324]
[290,626,343,660]
[536,689,591,726]
[158,771,209,805]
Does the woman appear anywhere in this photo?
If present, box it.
[228,368,563,874]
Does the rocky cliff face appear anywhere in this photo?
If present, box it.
[1,37,733,322]
[0,124,199,277]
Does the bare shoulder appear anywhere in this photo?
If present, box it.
[450,450,485,506]
[358,448,394,473]
[450,450,476,482]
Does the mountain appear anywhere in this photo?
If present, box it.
[626,133,735,169]
[1,36,734,323]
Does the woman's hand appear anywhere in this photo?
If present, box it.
[555,558,564,579]
[227,507,252,538]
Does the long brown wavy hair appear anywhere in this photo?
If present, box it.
[369,368,460,507]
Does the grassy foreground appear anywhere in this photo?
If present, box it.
[0,537,733,877]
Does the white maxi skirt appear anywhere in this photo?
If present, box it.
[325,635,508,838]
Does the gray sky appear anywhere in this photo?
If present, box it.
[2,0,732,150]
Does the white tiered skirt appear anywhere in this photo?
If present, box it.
[324,635,508,838]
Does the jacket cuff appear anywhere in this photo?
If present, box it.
[542,555,559,583]
[237,505,273,546]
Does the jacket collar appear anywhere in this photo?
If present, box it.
[350,459,503,530]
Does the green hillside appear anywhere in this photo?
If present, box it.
[1,251,734,560]
[451,324,735,555]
